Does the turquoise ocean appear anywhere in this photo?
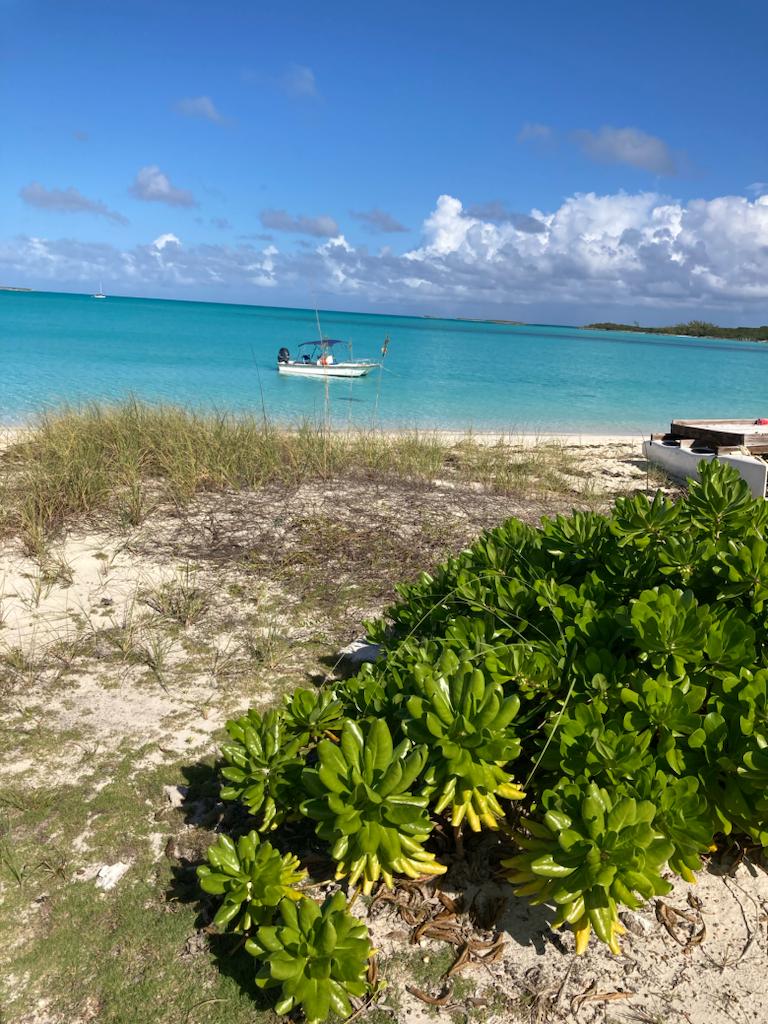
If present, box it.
[2,290,767,433]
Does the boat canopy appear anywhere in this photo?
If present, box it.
[297,339,348,348]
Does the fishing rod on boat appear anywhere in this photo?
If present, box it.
[313,290,324,343]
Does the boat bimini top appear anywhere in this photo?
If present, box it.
[278,339,352,364]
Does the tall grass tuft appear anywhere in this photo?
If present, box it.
[0,400,581,539]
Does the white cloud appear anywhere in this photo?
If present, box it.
[465,201,546,234]
[5,191,768,318]
[280,63,317,97]
[747,182,768,196]
[130,166,197,207]
[152,233,181,250]
[20,182,127,224]
[175,96,225,123]
[260,209,338,237]
[574,126,677,175]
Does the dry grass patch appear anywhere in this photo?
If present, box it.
[0,401,591,544]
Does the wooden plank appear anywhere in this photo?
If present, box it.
[669,422,746,446]
[672,418,758,427]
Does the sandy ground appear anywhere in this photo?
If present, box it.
[0,426,24,452]
[4,438,763,1024]
[360,852,768,1024]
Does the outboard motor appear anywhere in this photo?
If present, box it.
[277,347,291,364]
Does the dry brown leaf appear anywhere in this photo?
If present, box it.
[437,891,462,914]
[447,943,471,976]
[413,920,465,945]
[366,955,378,988]
[655,899,704,951]
[571,982,634,1012]
[683,922,707,953]
[406,984,453,1006]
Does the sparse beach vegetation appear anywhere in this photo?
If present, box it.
[0,400,589,545]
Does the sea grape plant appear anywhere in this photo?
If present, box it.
[197,831,306,932]
[246,892,372,1024]
[301,719,446,893]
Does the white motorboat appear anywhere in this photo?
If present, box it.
[277,339,380,378]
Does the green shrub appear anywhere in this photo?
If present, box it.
[400,649,524,830]
[245,892,372,1024]
[205,462,768,999]
[197,831,306,932]
[351,461,768,951]
[281,687,345,744]
[218,708,303,831]
[301,719,446,894]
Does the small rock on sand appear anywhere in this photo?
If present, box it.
[162,784,188,808]
[95,862,131,891]
[337,638,383,667]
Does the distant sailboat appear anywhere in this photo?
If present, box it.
[93,279,106,299]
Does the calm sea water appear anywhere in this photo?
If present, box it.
[2,290,767,433]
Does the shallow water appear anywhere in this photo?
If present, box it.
[2,290,767,432]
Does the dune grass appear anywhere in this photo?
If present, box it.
[0,400,582,548]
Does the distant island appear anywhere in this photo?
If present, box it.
[423,315,526,325]
[0,285,33,292]
[584,319,768,342]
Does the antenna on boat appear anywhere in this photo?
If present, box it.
[314,298,323,343]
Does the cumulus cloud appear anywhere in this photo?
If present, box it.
[260,208,338,237]
[175,95,225,123]
[152,233,181,250]
[466,201,546,234]
[6,191,768,317]
[280,63,317,97]
[517,122,553,143]
[350,209,408,233]
[130,165,197,207]
[0,233,280,292]
[19,182,127,224]
[747,182,768,196]
[574,126,677,175]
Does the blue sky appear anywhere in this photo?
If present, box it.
[2,0,767,322]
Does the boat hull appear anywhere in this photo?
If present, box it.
[643,439,767,498]
[277,362,379,378]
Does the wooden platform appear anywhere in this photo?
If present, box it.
[652,419,768,455]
